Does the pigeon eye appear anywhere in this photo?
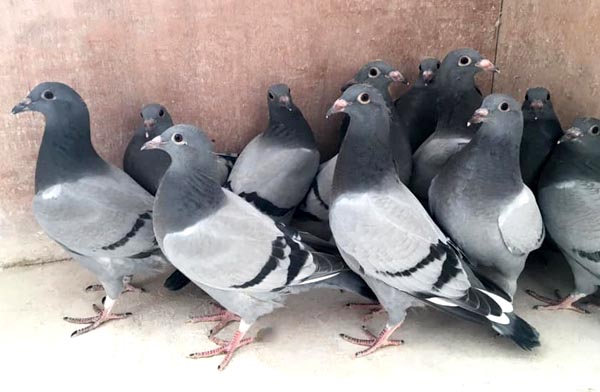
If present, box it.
[42,90,55,100]
[268,92,274,100]
[358,93,370,104]
[159,109,165,117]
[459,56,472,66]
[172,133,185,144]
[589,126,599,135]
[368,67,380,78]
[498,102,510,112]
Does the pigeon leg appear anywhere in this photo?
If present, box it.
[85,275,144,293]
[187,302,240,337]
[188,320,254,370]
[527,290,589,314]
[346,302,385,321]
[63,297,132,337]
[340,323,404,357]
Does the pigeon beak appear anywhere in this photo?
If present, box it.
[326,99,349,118]
[388,70,409,85]
[141,135,166,151]
[144,119,157,131]
[341,79,358,92]
[279,96,293,111]
[467,108,489,127]
[422,70,434,83]
[530,100,544,110]
[558,127,584,144]
[11,97,32,114]
[475,59,500,74]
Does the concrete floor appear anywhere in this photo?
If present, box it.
[1,254,599,391]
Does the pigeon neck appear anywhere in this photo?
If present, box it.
[154,152,225,238]
[436,75,481,131]
[543,145,600,184]
[266,109,316,148]
[333,106,397,196]
[467,121,523,182]
[35,106,105,193]
[523,112,563,140]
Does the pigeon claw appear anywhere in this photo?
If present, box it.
[64,303,132,337]
[188,330,254,371]
[340,323,404,358]
[526,289,590,314]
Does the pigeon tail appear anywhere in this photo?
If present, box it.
[492,312,541,351]
[422,287,540,350]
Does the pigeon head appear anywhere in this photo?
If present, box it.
[267,83,295,113]
[439,48,499,83]
[418,57,441,84]
[341,60,408,97]
[468,94,522,130]
[11,82,87,118]
[140,103,173,137]
[558,117,600,151]
[141,124,214,163]
[522,87,554,120]
[327,84,388,119]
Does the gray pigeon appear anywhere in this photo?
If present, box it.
[11,82,170,337]
[226,83,319,224]
[122,104,238,292]
[411,48,499,202]
[144,124,374,370]
[527,117,600,313]
[395,57,441,151]
[327,84,540,357]
[123,103,174,195]
[429,94,545,299]
[520,87,563,188]
[292,61,410,239]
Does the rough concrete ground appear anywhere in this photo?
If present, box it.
[1,253,598,391]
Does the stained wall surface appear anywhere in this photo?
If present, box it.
[494,0,600,128]
[1,0,505,266]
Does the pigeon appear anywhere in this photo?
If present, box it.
[292,61,410,239]
[226,83,319,224]
[123,103,174,195]
[143,124,374,370]
[395,57,441,151]
[122,103,238,292]
[429,94,545,299]
[11,82,170,337]
[339,60,412,184]
[519,87,563,188]
[410,48,499,202]
[327,84,540,357]
[527,117,600,313]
